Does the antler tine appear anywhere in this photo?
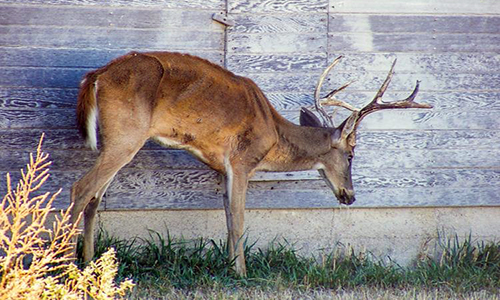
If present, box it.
[371,58,397,105]
[314,56,344,127]
[320,80,358,112]
[346,59,433,134]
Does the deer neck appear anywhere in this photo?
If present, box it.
[258,117,333,172]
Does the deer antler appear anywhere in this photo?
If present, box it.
[313,56,355,127]
[320,58,433,136]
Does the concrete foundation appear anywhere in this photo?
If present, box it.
[96,207,500,265]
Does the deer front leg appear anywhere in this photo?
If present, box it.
[222,163,249,277]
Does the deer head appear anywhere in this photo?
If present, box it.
[300,56,432,205]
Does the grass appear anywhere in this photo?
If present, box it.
[81,228,500,298]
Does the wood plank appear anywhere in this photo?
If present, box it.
[1,167,498,209]
[3,147,498,177]
[227,53,327,73]
[1,107,498,131]
[3,164,497,192]
[0,47,224,68]
[328,32,500,53]
[325,53,500,74]
[0,26,224,51]
[102,186,500,209]
[355,130,500,151]
[243,71,500,93]
[228,33,326,53]
[0,0,225,10]
[229,14,326,34]
[0,149,209,171]
[279,110,500,131]
[0,129,84,150]
[1,184,497,211]
[329,0,500,14]
[0,87,77,109]
[329,15,500,34]
[2,129,498,152]
[0,67,88,88]
[0,5,220,31]
[229,0,328,13]
[0,109,75,128]
[266,91,500,111]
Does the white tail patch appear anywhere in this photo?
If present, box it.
[86,80,99,151]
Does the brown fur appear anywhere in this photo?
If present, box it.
[71,51,358,277]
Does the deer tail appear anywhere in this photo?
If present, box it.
[76,71,100,151]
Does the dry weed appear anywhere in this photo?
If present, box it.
[0,134,134,299]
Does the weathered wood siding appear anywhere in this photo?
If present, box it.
[0,0,498,210]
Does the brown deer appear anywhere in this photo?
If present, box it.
[71,52,432,276]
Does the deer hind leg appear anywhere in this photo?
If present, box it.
[81,177,114,261]
[223,158,250,277]
[70,139,146,262]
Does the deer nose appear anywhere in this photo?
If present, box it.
[337,188,355,205]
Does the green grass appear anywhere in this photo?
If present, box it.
[79,229,500,297]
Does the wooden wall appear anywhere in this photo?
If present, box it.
[0,0,499,210]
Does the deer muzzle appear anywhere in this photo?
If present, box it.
[336,188,355,205]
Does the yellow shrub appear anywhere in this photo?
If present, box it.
[0,135,134,299]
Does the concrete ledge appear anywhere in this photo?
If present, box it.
[96,207,500,265]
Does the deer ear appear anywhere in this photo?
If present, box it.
[300,108,323,128]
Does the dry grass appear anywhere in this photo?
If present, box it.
[130,286,500,300]
[0,134,134,299]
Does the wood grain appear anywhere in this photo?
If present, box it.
[227,53,327,73]
[0,5,221,31]
[329,15,500,34]
[0,1,498,211]
[0,0,225,10]
[266,91,500,111]
[229,14,327,33]
[0,108,498,131]
[0,47,224,68]
[328,32,500,53]
[229,0,328,13]
[0,27,224,51]
[228,33,326,53]
[2,129,498,152]
[329,0,500,14]
[324,53,500,74]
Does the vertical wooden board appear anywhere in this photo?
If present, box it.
[328,15,500,34]
[228,33,326,53]
[329,0,500,14]
[229,0,328,13]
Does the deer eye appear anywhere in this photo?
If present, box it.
[347,154,354,163]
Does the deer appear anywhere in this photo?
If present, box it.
[70,51,432,277]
